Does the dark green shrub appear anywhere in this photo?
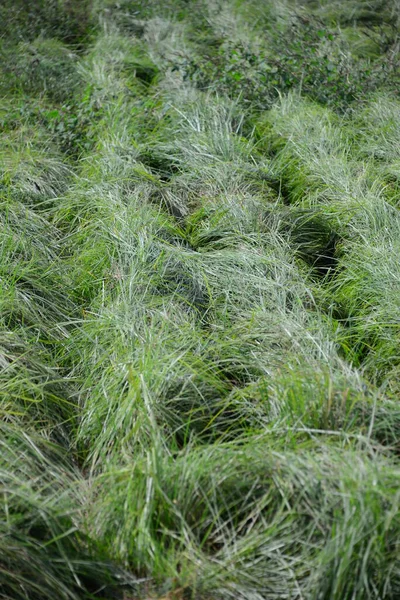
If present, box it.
[0,0,93,45]
[172,12,398,111]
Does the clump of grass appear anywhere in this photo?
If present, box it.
[0,424,123,600]
[0,38,81,102]
[350,94,400,205]
[263,93,400,397]
[90,437,400,599]
[314,0,400,26]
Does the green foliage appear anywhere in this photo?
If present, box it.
[0,0,93,44]
[0,38,80,102]
[1,0,400,598]
[0,425,118,600]
[166,5,399,111]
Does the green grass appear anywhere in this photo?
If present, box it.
[1,1,400,598]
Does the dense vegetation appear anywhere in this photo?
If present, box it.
[1,1,400,598]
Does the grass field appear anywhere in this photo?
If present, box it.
[1,1,400,598]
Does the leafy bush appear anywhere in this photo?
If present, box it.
[175,12,398,111]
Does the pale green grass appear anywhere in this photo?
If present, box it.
[263,95,400,394]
